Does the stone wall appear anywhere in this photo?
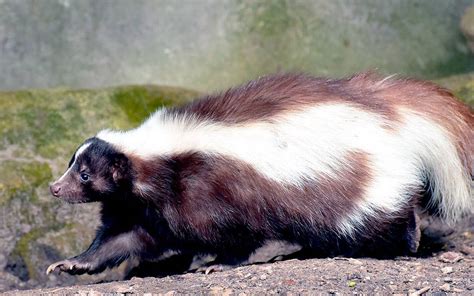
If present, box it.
[0,0,472,92]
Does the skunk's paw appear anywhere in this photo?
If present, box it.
[46,259,93,275]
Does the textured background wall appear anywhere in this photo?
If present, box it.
[0,0,473,92]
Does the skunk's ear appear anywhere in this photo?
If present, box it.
[111,153,130,183]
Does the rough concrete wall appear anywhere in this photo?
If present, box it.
[0,0,473,92]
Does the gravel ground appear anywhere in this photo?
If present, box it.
[4,227,473,295]
[3,251,473,295]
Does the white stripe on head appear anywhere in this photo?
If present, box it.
[57,142,92,182]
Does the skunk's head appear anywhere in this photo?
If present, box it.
[49,137,133,203]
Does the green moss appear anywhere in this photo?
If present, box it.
[11,228,46,280]
[21,162,53,187]
[0,85,198,158]
[0,91,83,158]
[0,161,52,206]
[456,87,474,106]
[111,85,198,125]
[436,73,474,107]
[46,222,95,257]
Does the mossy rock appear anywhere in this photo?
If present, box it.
[436,73,474,106]
[0,85,198,291]
[0,161,52,206]
[0,85,197,159]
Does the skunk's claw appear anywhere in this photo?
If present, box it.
[197,264,234,275]
[46,259,92,275]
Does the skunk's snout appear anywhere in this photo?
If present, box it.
[50,182,62,197]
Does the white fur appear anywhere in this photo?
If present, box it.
[398,110,472,224]
[338,109,473,233]
[57,142,91,181]
[97,103,472,235]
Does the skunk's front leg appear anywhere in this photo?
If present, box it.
[46,226,155,275]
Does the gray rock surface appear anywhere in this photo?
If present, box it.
[0,0,473,92]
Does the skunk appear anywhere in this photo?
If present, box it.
[46,73,473,275]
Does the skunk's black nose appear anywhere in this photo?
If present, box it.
[50,183,61,196]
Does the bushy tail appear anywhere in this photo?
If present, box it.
[416,108,473,225]
[423,142,473,225]
[352,74,472,224]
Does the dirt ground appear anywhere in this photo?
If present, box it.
[3,218,473,295]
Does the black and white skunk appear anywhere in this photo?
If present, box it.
[46,73,473,275]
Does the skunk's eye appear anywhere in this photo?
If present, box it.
[80,173,90,182]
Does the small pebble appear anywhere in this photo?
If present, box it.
[110,284,132,294]
[439,252,463,263]
[348,258,363,265]
[439,283,450,292]
[441,266,453,274]
[460,245,474,255]
[409,286,430,296]
[388,285,397,291]
[347,273,362,280]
